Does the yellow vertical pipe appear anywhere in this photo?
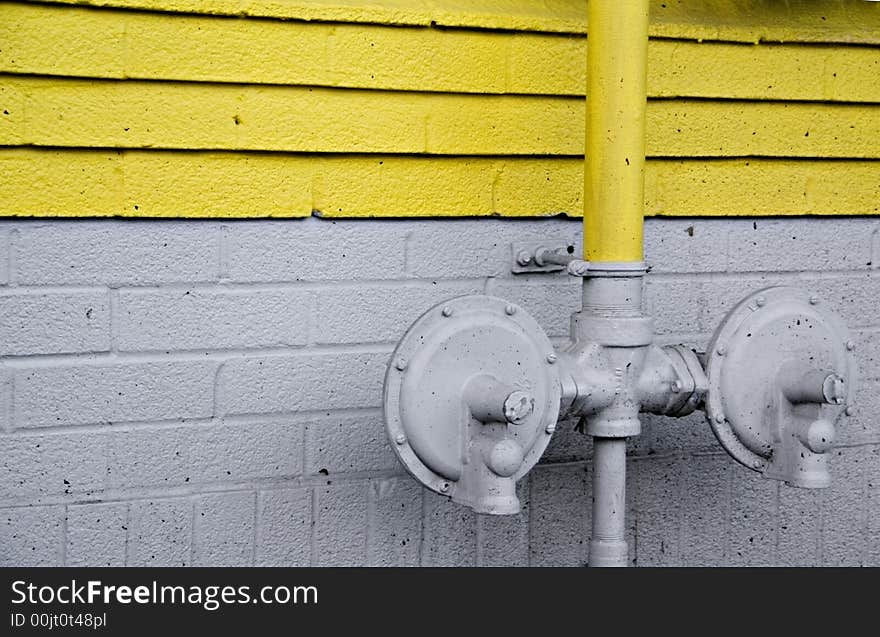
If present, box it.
[584,0,650,262]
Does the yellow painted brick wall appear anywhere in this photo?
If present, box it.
[1,0,879,218]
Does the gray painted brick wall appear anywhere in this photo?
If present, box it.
[0,216,877,567]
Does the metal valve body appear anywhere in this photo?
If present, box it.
[382,263,857,565]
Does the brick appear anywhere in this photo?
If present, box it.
[632,455,681,566]
[107,418,302,491]
[822,445,871,566]
[127,498,193,566]
[866,446,880,564]
[305,412,397,475]
[256,488,312,567]
[777,485,820,566]
[541,416,591,464]
[193,492,256,567]
[406,219,580,279]
[15,360,217,428]
[218,351,387,416]
[15,221,219,286]
[631,411,718,457]
[314,482,367,566]
[117,288,310,351]
[422,493,477,566]
[314,281,483,345]
[728,472,777,566]
[724,218,874,273]
[0,368,10,432]
[0,431,109,504]
[66,502,128,566]
[644,218,730,274]
[679,453,729,566]
[528,464,588,566]
[367,478,422,566]
[0,505,63,566]
[225,219,408,282]
[0,226,9,285]
[489,278,580,338]
[0,291,109,356]
[836,370,879,446]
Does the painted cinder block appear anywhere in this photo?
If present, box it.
[0,505,63,566]
[314,482,368,566]
[217,351,388,415]
[305,411,397,475]
[314,280,484,345]
[0,290,110,356]
[116,287,311,351]
[127,498,193,567]
[679,453,729,566]
[15,360,217,428]
[14,221,220,286]
[631,455,681,566]
[367,477,422,567]
[66,501,128,566]
[256,488,312,567]
[192,492,256,567]
[421,492,477,567]
[528,464,589,566]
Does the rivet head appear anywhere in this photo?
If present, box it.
[441,306,453,317]
[394,358,407,371]
[714,413,725,424]
[756,296,766,307]
[545,423,556,434]
[395,434,407,445]
[845,406,855,417]
[809,295,819,305]
[716,344,727,356]
[671,380,682,393]
[546,353,557,364]
[505,304,517,315]
[439,482,450,493]
[752,460,763,469]
[846,340,856,351]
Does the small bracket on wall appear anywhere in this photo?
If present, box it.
[511,241,577,274]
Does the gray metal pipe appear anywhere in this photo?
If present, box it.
[589,437,629,567]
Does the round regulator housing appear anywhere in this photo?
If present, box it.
[383,295,561,513]
[704,286,857,487]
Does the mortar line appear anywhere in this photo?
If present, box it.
[7,228,18,288]
[61,504,68,567]
[308,488,317,567]
[250,491,258,566]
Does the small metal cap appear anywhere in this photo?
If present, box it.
[546,353,557,364]
[809,295,819,305]
[845,406,855,416]
[503,391,534,425]
[505,304,517,315]
[516,250,532,267]
[846,340,856,351]
[567,260,591,277]
[716,344,727,356]
[545,423,556,434]
[441,306,453,317]
[714,413,725,424]
[439,482,450,493]
[821,373,846,405]
[394,358,407,371]
[671,379,682,393]
[756,296,767,307]
[395,434,407,445]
